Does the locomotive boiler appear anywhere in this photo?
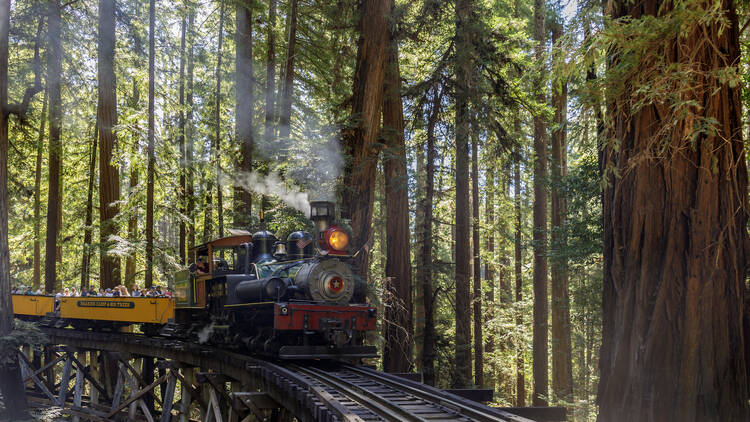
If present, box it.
[172,201,377,359]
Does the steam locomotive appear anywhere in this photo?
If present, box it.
[12,201,378,360]
[170,200,377,359]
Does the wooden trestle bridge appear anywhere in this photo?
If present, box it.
[15,328,566,422]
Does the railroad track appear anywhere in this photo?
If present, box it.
[286,363,534,422]
[36,327,536,422]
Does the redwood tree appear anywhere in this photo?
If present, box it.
[144,0,155,287]
[598,1,749,420]
[453,0,474,389]
[531,0,548,405]
[341,0,392,279]
[235,0,253,224]
[0,0,30,416]
[550,20,572,405]
[98,0,121,289]
[45,0,63,293]
[382,31,413,373]
[420,83,442,386]
[278,0,298,144]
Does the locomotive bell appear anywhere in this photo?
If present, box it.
[252,230,278,263]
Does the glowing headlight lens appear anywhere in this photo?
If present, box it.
[328,230,349,251]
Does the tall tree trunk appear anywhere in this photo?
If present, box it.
[414,133,425,377]
[550,22,572,406]
[125,3,142,286]
[471,126,483,387]
[264,0,276,147]
[186,8,195,250]
[81,120,97,290]
[235,0,253,225]
[485,167,495,387]
[421,83,441,386]
[33,89,47,289]
[98,0,120,289]
[340,0,391,280]
[145,0,155,287]
[453,0,473,389]
[125,138,138,284]
[531,0,548,406]
[514,135,525,407]
[178,14,187,264]
[0,0,31,416]
[382,34,413,373]
[598,1,748,420]
[45,0,63,293]
[278,0,298,144]
[214,0,225,238]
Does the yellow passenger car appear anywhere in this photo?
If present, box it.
[58,296,175,324]
[12,294,55,317]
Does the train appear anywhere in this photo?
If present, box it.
[12,201,378,360]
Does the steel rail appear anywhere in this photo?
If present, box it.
[292,364,427,422]
[343,365,535,422]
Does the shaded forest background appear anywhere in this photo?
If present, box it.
[2,0,749,420]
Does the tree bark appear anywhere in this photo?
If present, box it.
[420,83,441,386]
[214,0,225,238]
[145,0,155,287]
[471,125,483,387]
[453,0,474,389]
[98,0,121,289]
[278,0,298,145]
[45,0,63,293]
[81,119,97,290]
[382,35,413,373]
[0,0,31,416]
[33,89,47,289]
[531,0,548,406]
[549,22,572,406]
[340,0,391,280]
[235,0,253,225]
[178,14,187,264]
[514,133,525,407]
[598,1,748,420]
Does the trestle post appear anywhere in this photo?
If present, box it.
[71,358,84,422]
[159,373,178,422]
[180,367,195,422]
[89,351,100,405]
[57,352,73,406]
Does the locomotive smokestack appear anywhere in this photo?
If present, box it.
[309,200,335,232]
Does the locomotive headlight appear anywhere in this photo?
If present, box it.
[328,229,349,251]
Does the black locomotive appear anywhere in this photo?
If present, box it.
[172,201,377,359]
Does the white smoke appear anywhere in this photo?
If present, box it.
[197,322,215,344]
[230,170,311,217]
